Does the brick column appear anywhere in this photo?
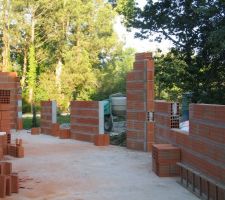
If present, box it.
[40,100,58,135]
[0,72,22,133]
[126,52,155,151]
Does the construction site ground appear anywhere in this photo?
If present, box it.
[4,130,199,200]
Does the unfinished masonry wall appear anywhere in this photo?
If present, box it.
[70,101,104,143]
[126,53,154,151]
[154,101,225,199]
[0,72,22,133]
[40,101,58,136]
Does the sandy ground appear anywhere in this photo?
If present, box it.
[3,130,199,200]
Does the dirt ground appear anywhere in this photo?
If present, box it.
[3,130,199,200]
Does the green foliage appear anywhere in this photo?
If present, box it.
[154,50,186,101]
[92,48,135,100]
[118,0,225,104]
[57,114,70,124]
[0,0,136,110]
[23,116,40,130]
[23,113,70,129]
[27,45,37,93]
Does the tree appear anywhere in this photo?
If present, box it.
[0,0,136,113]
[154,50,186,101]
[27,44,37,127]
[0,0,12,71]
[92,48,135,100]
[118,0,225,104]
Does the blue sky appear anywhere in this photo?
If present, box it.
[114,0,173,53]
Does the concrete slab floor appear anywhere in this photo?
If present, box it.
[4,130,199,200]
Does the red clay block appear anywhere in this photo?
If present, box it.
[59,129,71,139]
[31,127,40,135]
[16,146,24,158]
[0,162,12,175]
[73,132,94,143]
[8,145,24,158]
[6,133,11,144]
[0,147,3,160]
[16,139,22,147]
[11,173,19,193]
[51,123,60,136]
[5,175,11,196]
[126,140,145,151]
[16,119,23,130]
[94,134,110,146]
[152,144,180,177]
[0,175,7,198]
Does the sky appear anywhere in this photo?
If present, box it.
[113,0,173,53]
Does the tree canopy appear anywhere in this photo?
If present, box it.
[0,0,135,112]
[118,0,225,104]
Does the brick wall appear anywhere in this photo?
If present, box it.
[40,100,58,135]
[0,72,22,133]
[126,52,154,151]
[70,101,104,143]
[154,101,225,185]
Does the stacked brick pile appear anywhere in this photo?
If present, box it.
[8,139,24,158]
[126,52,155,151]
[40,101,59,136]
[154,101,225,199]
[152,144,180,177]
[0,72,22,135]
[0,133,24,159]
[70,101,109,146]
[0,162,19,198]
[0,133,7,159]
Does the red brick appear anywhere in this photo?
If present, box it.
[59,129,71,139]
[0,147,3,160]
[126,139,144,151]
[11,173,19,193]
[71,101,98,109]
[135,52,152,60]
[94,134,110,146]
[17,119,23,130]
[71,118,99,126]
[126,82,145,90]
[0,175,12,198]
[51,123,60,136]
[31,127,41,135]
[71,109,98,117]
[72,132,94,143]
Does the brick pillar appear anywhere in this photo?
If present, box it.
[0,72,22,133]
[126,52,155,152]
[40,100,58,135]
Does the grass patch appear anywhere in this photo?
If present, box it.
[22,114,70,130]
[23,116,40,130]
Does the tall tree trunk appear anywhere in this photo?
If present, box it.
[2,0,11,71]
[56,58,62,92]
[30,15,36,127]
[21,50,27,89]
[157,82,162,99]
